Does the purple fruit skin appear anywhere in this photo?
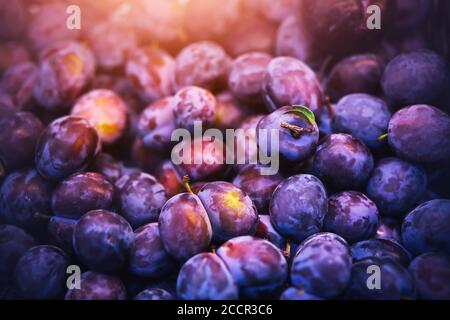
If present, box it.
[138,96,176,151]
[312,133,374,189]
[52,172,115,220]
[324,191,379,243]
[0,225,35,284]
[350,238,411,267]
[129,223,176,278]
[255,215,286,251]
[366,158,427,216]
[35,116,101,180]
[175,41,230,91]
[197,181,259,242]
[270,174,327,243]
[343,257,415,300]
[14,245,70,300]
[47,216,77,256]
[73,210,134,273]
[263,57,323,116]
[172,86,216,132]
[177,252,238,300]
[388,104,450,163]
[133,288,174,300]
[115,172,168,229]
[325,54,384,101]
[232,164,283,213]
[217,236,288,299]
[382,51,448,106]
[332,94,391,149]
[0,112,44,172]
[401,199,450,255]
[291,233,352,299]
[125,47,175,104]
[409,252,450,300]
[33,41,95,111]
[0,168,51,230]
[65,271,127,300]
[228,52,272,105]
[257,105,320,162]
[159,193,213,262]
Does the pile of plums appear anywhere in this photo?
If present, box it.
[0,0,449,300]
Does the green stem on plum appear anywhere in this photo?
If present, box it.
[280,121,313,138]
[183,175,194,194]
[33,212,52,220]
[211,244,217,254]
[283,239,291,258]
[377,133,388,141]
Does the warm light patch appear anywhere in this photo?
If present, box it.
[97,122,119,137]
[222,192,244,212]
[63,53,83,77]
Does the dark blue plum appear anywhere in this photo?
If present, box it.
[275,14,325,69]
[0,225,35,284]
[257,105,319,163]
[375,217,402,243]
[332,94,391,150]
[52,172,115,220]
[255,215,286,252]
[227,52,271,105]
[88,153,124,184]
[159,193,212,262]
[172,86,216,132]
[325,54,384,101]
[134,288,174,300]
[387,105,450,163]
[125,47,174,104]
[177,252,238,300]
[73,210,134,273]
[14,245,70,299]
[217,236,288,299]
[0,61,38,111]
[263,57,323,116]
[298,0,388,55]
[0,168,51,231]
[138,97,176,151]
[279,287,323,300]
[350,238,411,267]
[366,158,427,216]
[65,271,127,300]
[290,233,352,299]
[33,41,95,111]
[382,51,448,107]
[270,174,327,243]
[324,191,379,243]
[35,116,101,180]
[312,134,374,190]
[0,111,44,173]
[409,252,450,300]
[197,181,259,242]
[401,199,450,255]
[47,216,77,256]
[343,257,415,300]
[115,172,168,228]
[232,164,283,213]
[175,41,230,91]
[129,223,176,279]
